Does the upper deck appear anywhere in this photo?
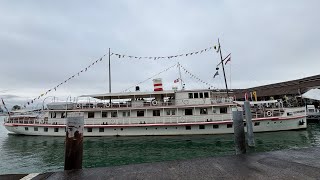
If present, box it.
[47,89,234,111]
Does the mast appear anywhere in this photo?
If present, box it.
[177,62,183,90]
[218,39,229,96]
[108,48,111,93]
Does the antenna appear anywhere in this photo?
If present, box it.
[217,38,229,96]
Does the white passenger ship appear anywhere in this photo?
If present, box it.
[3,85,307,136]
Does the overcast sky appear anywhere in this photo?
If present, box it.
[0,0,319,108]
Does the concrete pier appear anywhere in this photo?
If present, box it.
[3,147,320,180]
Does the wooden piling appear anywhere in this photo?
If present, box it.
[244,101,255,147]
[64,112,84,170]
[232,109,246,154]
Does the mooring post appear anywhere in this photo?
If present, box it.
[244,101,255,147]
[232,108,246,154]
[64,112,84,170]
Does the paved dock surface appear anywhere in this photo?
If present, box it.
[2,147,320,180]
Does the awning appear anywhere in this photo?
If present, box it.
[302,88,320,101]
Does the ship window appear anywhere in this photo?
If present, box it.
[204,92,209,98]
[227,124,232,128]
[199,93,204,98]
[44,127,48,132]
[186,126,191,130]
[244,122,246,127]
[61,112,66,118]
[51,112,56,118]
[88,112,95,118]
[111,111,118,117]
[34,127,38,131]
[102,111,108,118]
[287,112,293,116]
[137,111,144,117]
[220,107,228,114]
[254,122,260,126]
[188,93,193,99]
[200,108,208,115]
[185,109,193,115]
[122,111,130,117]
[172,110,175,115]
[54,128,59,132]
[166,110,170,115]
[199,125,205,129]
[99,128,104,132]
[213,125,219,129]
[153,110,160,116]
[87,128,92,132]
[194,93,199,98]
[25,127,29,131]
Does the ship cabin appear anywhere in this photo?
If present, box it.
[45,89,235,125]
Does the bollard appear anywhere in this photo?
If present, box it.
[232,109,246,154]
[244,101,255,147]
[64,112,84,170]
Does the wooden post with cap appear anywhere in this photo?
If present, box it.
[64,112,84,170]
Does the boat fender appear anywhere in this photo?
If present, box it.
[266,111,273,117]
[152,100,158,106]
[105,103,110,108]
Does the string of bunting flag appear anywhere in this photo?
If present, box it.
[123,63,177,92]
[23,53,113,108]
[178,64,216,89]
[111,46,217,60]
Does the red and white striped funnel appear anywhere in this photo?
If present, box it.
[153,78,163,91]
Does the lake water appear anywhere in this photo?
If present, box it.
[1,116,320,175]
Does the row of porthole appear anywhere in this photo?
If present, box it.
[24,121,279,133]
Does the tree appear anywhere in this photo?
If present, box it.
[12,105,21,111]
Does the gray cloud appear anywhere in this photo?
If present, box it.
[0,0,319,107]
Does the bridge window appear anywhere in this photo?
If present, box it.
[61,112,66,118]
[122,111,130,117]
[188,93,193,99]
[88,112,95,118]
[200,108,208,115]
[102,111,108,118]
[194,93,199,98]
[204,92,209,98]
[111,112,118,117]
[220,107,228,114]
[51,112,56,118]
[137,110,144,117]
[185,109,193,115]
[153,110,160,116]
[199,93,204,98]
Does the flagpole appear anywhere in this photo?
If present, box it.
[177,62,183,90]
[218,38,229,97]
[108,48,112,104]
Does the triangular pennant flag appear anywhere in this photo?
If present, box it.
[213,71,219,78]
[225,56,231,65]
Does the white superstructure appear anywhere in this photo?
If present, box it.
[3,89,307,136]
